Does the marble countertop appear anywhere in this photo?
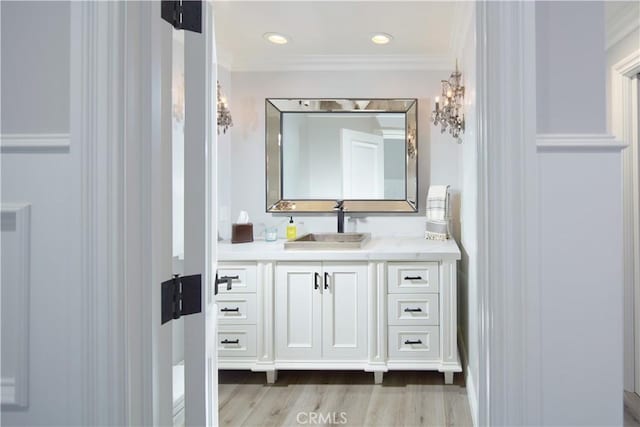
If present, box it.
[217,237,461,262]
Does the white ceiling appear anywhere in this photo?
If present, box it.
[605,1,640,49]
[213,1,471,71]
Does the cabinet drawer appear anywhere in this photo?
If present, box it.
[388,294,439,326]
[388,326,440,360]
[215,294,257,324]
[387,262,439,294]
[217,325,256,357]
[217,263,257,293]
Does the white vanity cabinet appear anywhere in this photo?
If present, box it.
[215,263,258,359]
[217,237,462,385]
[274,263,322,359]
[275,262,368,361]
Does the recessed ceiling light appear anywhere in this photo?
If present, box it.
[263,32,289,45]
[371,33,393,45]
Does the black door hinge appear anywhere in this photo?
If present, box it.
[161,274,202,324]
[161,0,202,33]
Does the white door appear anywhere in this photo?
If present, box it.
[341,129,385,199]
[322,263,368,360]
[275,263,323,360]
[152,1,219,426]
[183,2,218,426]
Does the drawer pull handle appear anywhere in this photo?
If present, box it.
[221,339,239,345]
[314,272,320,290]
[404,276,423,280]
[404,339,423,345]
[220,307,240,312]
[217,275,239,291]
[404,307,423,312]
[324,272,330,290]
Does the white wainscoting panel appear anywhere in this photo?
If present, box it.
[1,204,31,408]
[536,133,625,425]
[0,133,70,153]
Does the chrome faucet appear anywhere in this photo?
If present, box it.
[334,200,345,233]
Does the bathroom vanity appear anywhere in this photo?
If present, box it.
[216,237,461,384]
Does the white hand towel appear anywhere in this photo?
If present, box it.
[425,185,451,240]
[426,185,450,221]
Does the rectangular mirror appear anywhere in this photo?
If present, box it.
[266,98,418,213]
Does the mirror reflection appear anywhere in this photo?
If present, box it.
[266,98,417,212]
[282,113,406,200]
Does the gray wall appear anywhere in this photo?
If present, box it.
[536,1,607,134]
[1,1,70,134]
[1,2,83,426]
[220,70,463,238]
[536,2,623,425]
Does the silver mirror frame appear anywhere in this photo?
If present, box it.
[265,98,418,213]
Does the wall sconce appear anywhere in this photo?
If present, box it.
[217,81,233,134]
[431,60,465,143]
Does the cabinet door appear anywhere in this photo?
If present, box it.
[322,263,368,360]
[275,263,322,360]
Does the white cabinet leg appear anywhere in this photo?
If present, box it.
[266,370,278,384]
[374,371,383,384]
[444,372,454,385]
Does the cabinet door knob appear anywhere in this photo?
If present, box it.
[404,307,422,312]
[404,339,422,345]
[220,307,240,312]
[221,339,239,345]
[314,272,320,290]
[324,272,329,290]
[404,276,423,280]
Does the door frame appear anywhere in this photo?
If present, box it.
[475,2,540,425]
[183,1,219,425]
[76,1,544,425]
[74,2,129,425]
[612,50,640,393]
[75,1,183,425]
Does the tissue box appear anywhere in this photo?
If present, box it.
[232,223,253,243]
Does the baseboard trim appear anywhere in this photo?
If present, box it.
[536,133,626,152]
[458,329,478,427]
[466,369,479,427]
[0,133,71,153]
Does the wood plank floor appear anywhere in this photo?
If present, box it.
[626,392,640,427]
[219,370,473,427]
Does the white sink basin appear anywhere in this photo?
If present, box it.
[284,233,371,250]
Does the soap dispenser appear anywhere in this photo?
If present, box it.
[286,216,297,240]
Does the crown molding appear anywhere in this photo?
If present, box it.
[606,2,640,50]
[380,129,405,139]
[226,54,453,72]
[614,50,640,77]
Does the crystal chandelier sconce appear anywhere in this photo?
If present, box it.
[217,81,233,134]
[431,60,465,143]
